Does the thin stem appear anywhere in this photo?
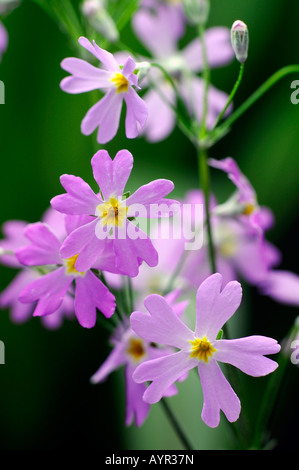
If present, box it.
[208,64,299,147]
[198,23,210,138]
[162,250,190,296]
[197,147,217,274]
[212,63,245,130]
[160,398,195,450]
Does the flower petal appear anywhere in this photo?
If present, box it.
[215,336,280,377]
[195,273,242,340]
[91,149,133,200]
[198,359,241,428]
[78,36,119,71]
[51,174,100,216]
[16,222,61,266]
[133,350,194,404]
[131,293,194,350]
[90,341,127,384]
[124,87,148,139]
[80,89,123,144]
[125,363,150,427]
[18,267,72,317]
[74,272,115,328]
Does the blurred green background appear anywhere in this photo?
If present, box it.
[0,0,299,450]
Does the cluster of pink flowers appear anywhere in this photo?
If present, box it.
[2,0,298,447]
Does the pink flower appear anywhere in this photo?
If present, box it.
[131,4,234,141]
[60,37,148,144]
[131,273,280,428]
[51,149,179,277]
[209,157,274,234]
[90,290,188,427]
[0,209,75,328]
[15,217,115,328]
[0,21,8,62]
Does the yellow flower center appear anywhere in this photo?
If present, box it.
[96,197,128,227]
[111,72,129,94]
[126,338,146,363]
[242,203,255,216]
[218,237,236,258]
[189,336,216,363]
[64,254,85,276]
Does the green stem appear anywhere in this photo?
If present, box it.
[212,63,245,130]
[160,398,195,450]
[208,64,299,147]
[197,147,217,274]
[198,24,210,138]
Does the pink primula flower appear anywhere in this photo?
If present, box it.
[60,37,148,144]
[91,290,189,427]
[15,218,115,328]
[0,209,75,328]
[51,149,179,278]
[131,273,280,428]
[209,157,274,234]
[131,3,234,141]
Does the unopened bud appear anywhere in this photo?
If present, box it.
[182,0,210,26]
[231,20,249,63]
[81,0,119,43]
[0,0,20,15]
[135,61,151,83]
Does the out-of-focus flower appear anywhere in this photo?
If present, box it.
[0,209,75,328]
[258,271,299,306]
[0,21,8,62]
[182,0,210,26]
[81,0,119,43]
[131,3,234,141]
[175,190,279,289]
[231,20,249,64]
[131,273,280,428]
[91,290,188,426]
[51,149,179,278]
[209,157,274,235]
[15,218,116,329]
[60,37,148,144]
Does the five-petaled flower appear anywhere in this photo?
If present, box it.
[15,217,115,328]
[90,290,189,427]
[51,149,179,278]
[130,273,280,428]
[60,36,148,144]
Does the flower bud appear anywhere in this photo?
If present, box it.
[0,0,20,15]
[135,61,151,83]
[182,0,210,26]
[231,20,249,63]
[81,0,119,43]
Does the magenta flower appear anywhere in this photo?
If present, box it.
[15,220,115,328]
[51,149,179,277]
[131,273,280,428]
[209,157,274,234]
[90,290,188,427]
[131,4,234,141]
[60,37,148,144]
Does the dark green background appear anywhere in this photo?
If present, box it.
[0,0,299,450]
